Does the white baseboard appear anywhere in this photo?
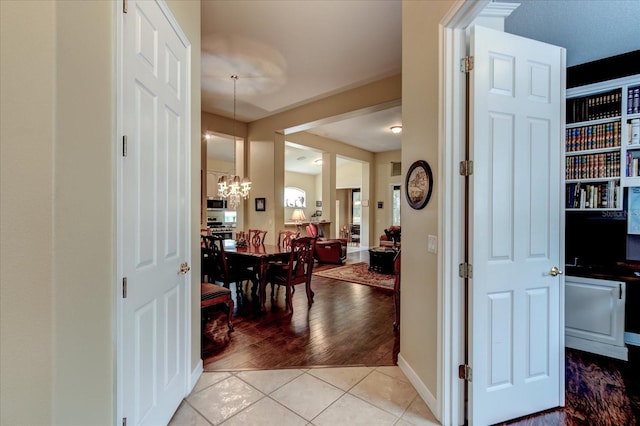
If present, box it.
[566,335,628,361]
[398,354,440,421]
[189,359,204,395]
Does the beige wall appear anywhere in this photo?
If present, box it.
[1,2,55,424]
[207,158,235,173]
[402,0,455,397]
[336,160,363,188]
[0,1,200,424]
[249,140,277,244]
[53,1,115,422]
[373,150,402,241]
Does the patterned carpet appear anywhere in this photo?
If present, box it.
[312,262,395,290]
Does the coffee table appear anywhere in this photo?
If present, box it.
[368,246,398,274]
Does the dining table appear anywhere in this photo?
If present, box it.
[223,240,291,312]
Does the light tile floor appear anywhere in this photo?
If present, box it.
[169,366,440,426]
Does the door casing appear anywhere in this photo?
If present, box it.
[438,1,565,424]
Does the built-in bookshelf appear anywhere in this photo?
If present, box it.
[565,74,640,211]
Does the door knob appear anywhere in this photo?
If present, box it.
[549,266,563,276]
[179,262,191,275]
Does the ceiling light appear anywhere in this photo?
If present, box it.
[390,126,402,134]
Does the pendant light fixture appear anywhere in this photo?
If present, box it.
[218,75,252,210]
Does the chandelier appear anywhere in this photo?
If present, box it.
[218,175,251,210]
[218,75,251,210]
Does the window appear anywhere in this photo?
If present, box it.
[392,185,401,226]
[284,187,306,208]
[352,189,361,224]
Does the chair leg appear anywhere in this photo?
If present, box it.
[224,298,234,332]
[305,282,314,306]
[285,284,293,311]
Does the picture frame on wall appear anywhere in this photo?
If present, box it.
[255,197,266,212]
[405,160,433,210]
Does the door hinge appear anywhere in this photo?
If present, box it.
[122,417,127,426]
[123,0,128,14]
[458,364,472,381]
[122,135,128,157]
[459,263,473,279]
[460,56,474,73]
[459,160,473,176]
[122,277,128,298]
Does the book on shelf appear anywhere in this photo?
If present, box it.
[566,180,619,209]
[567,89,621,123]
[565,151,620,180]
[628,86,640,115]
[565,121,620,152]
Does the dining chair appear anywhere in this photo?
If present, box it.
[247,229,267,245]
[267,236,317,312]
[277,230,299,249]
[201,282,234,332]
[207,235,259,301]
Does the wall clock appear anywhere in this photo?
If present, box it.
[405,160,433,210]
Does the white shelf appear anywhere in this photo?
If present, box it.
[566,116,621,128]
[565,146,620,156]
[566,74,640,199]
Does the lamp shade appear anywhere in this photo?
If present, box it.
[290,209,307,223]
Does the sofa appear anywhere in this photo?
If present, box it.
[380,226,401,248]
[306,223,347,264]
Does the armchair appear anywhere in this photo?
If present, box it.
[380,226,401,248]
[306,223,347,264]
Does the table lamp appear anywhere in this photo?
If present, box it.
[290,209,307,229]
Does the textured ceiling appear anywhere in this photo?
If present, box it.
[500,0,640,67]
[202,1,640,174]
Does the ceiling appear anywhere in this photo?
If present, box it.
[202,0,640,174]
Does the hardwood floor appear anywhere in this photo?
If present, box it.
[201,249,400,371]
[499,347,640,425]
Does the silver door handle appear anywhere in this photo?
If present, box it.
[549,266,563,276]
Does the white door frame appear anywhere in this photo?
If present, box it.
[115,0,193,422]
[438,2,496,425]
[438,2,565,424]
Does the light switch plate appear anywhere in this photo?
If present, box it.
[428,235,437,253]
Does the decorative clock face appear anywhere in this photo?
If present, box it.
[405,160,433,210]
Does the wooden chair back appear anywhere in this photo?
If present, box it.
[277,230,300,249]
[268,236,317,311]
[288,237,317,287]
[206,235,258,299]
[247,229,267,245]
[202,235,227,284]
[305,223,318,238]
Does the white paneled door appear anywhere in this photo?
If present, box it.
[470,25,565,425]
[121,1,191,425]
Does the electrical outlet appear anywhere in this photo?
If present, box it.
[428,235,437,253]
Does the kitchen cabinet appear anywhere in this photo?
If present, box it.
[565,275,627,360]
